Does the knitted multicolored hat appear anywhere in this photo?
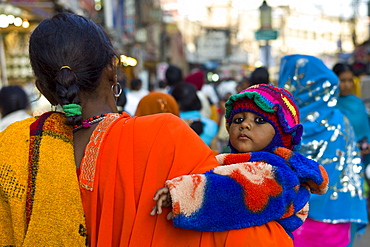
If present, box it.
[225,84,303,152]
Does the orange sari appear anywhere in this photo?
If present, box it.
[80,113,293,247]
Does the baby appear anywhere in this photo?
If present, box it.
[152,84,328,237]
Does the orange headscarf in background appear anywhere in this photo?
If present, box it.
[135,91,180,117]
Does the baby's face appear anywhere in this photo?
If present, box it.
[229,112,275,153]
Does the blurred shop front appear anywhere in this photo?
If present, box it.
[0,0,87,88]
[0,1,47,87]
[1,0,95,87]
[0,0,89,113]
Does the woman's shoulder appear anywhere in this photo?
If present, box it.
[0,116,36,147]
[135,113,184,125]
[340,94,363,103]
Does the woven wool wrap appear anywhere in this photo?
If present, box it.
[0,112,87,246]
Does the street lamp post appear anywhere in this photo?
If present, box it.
[255,1,277,69]
[260,0,272,30]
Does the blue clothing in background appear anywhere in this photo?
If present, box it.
[278,54,368,233]
[338,94,370,173]
[337,94,370,142]
[180,110,218,146]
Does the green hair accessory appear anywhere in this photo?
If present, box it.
[62,104,82,117]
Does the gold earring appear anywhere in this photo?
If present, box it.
[111,83,122,98]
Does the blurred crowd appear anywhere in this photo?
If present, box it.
[1,55,370,246]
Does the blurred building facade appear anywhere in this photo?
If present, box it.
[163,0,369,80]
[1,0,369,87]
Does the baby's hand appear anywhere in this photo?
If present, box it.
[150,187,173,220]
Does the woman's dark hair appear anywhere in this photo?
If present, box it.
[29,12,116,126]
[165,65,183,86]
[158,80,167,89]
[250,67,269,86]
[171,83,201,111]
[130,78,142,91]
[189,121,204,136]
[0,86,29,117]
[116,82,127,109]
[332,63,353,77]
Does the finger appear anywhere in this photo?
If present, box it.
[167,212,173,220]
[153,187,169,201]
[156,200,163,215]
[153,192,160,201]
[157,207,162,215]
[158,193,170,214]
[150,206,157,216]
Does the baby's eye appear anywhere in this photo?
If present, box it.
[232,118,244,124]
[255,117,267,124]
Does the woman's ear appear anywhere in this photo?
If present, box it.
[106,56,118,84]
[35,80,58,105]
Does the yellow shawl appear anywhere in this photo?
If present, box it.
[0,112,87,246]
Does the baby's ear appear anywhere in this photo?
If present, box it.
[226,122,230,133]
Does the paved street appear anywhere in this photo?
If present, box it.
[353,228,370,247]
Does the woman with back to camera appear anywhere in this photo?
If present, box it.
[0,12,215,246]
[135,91,180,117]
[0,12,307,247]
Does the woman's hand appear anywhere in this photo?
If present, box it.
[150,187,173,220]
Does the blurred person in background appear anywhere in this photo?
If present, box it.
[236,76,251,93]
[171,82,218,151]
[165,65,183,94]
[135,91,179,117]
[116,69,127,113]
[125,78,148,116]
[333,62,370,205]
[250,67,270,86]
[156,80,168,93]
[0,85,31,131]
[216,90,235,154]
[215,77,238,153]
[279,54,368,247]
[216,77,237,102]
[116,82,127,114]
[333,63,370,156]
[201,79,219,108]
[184,68,212,120]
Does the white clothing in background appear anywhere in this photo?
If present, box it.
[125,89,149,116]
[197,91,212,119]
[0,109,31,132]
[201,84,219,105]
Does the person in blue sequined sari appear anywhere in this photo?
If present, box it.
[278,54,368,247]
[333,63,370,167]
